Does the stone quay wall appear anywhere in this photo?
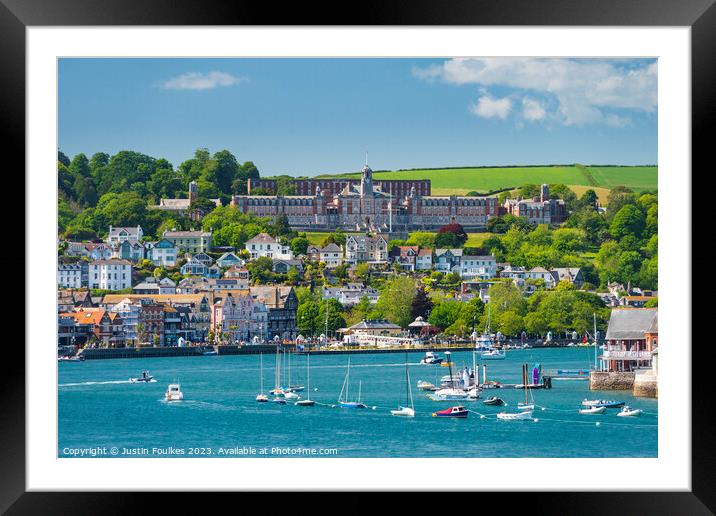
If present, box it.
[633,371,658,398]
[589,371,635,391]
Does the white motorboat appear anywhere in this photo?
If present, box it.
[480,349,506,360]
[282,390,300,400]
[165,383,183,401]
[617,406,642,417]
[428,388,470,401]
[129,371,154,383]
[579,406,606,414]
[420,351,443,365]
[517,402,535,411]
[497,410,534,421]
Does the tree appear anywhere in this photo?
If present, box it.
[354,263,370,284]
[428,300,462,330]
[610,204,646,240]
[318,299,346,337]
[487,281,527,316]
[247,256,274,284]
[297,300,320,336]
[290,236,309,257]
[496,311,524,337]
[435,222,468,248]
[375,276,417,328]
[606,186,636,217]
[411,286,433,320]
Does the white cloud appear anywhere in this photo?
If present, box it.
[159,71,246,90]
[470,95,512,119]
[522,97,546,121]
[413,58,656,126]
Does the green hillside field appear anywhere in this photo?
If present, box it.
[330,165,657,197]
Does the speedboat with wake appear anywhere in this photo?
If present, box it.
[480,349,506,360]
[432,406,468,418]
[420,351,443,365]
[58,355,85,362]
[165,383,184,401]
[129,371,154,383]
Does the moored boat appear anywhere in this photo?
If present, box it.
[391,351,416,417]
[579,406,606,414]
[295,354,315,407]
[432,405,468,418]
[482,396,505,406]
[617,406,642,417]
[480,349,506,360]
[582,399,625,408]
[497,410,534,421]
[417,380,437,391]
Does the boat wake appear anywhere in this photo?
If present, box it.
[59,380,133,387]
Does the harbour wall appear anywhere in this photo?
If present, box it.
[589,371,635,391]
[633,370,658,398]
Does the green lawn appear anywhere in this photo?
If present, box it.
[334,165,657,195]
[465,233,492,247]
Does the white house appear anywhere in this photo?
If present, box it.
[416,248,433,270]
[89,259,132,291]
[216,252,245,268]
[459,254,497,280]
[106,225,143,246]
[244,233,293,260]
[149,239,178,267]
[58,262,88,288]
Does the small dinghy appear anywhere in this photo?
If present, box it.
[432,406,469,418]
[129,371,154,383]
[482,396,505,406]
[255,394,269,403]
[282,391,300,401]
[165,383,183,401]
[497,410,534,421]
[272,398,287,405]
[579,406,606,414]
[391,406,415,417]
[617,406,642,417]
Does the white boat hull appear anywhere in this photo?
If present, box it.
[617,408,642,417]
[579,406,606,414]
[497,411,534,421]
[390,406,415,417]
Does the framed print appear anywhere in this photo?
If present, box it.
[3,0,711,512]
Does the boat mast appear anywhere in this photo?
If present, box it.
[260,352,264,394]
[306,354,311,401]
[593,312,598,371]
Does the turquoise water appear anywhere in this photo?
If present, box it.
[58,348,658,458]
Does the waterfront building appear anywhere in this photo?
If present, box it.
[244,233,293,260]
[601,308,658,372]
[58,262,88,289]
[210,292,269,344]
[162,229,212,254]
[89,259,132,291]
[106,225,143,247]
[248,285,298,341]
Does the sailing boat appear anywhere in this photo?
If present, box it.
[517,364,536,410]
[497,364,534,420]
[475,305,494,351]
[295,354,315,406]
[338,357,367,409]
[255,352,268,402]
[391,352,415,417]
[287,348,305,392]
[282,350,300,400]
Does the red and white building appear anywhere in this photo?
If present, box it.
[601,308,658,372]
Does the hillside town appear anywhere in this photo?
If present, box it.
[58,163,658,390]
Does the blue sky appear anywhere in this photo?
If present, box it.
[58,58,657,176]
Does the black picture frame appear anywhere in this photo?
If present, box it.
[3,0,708,512]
